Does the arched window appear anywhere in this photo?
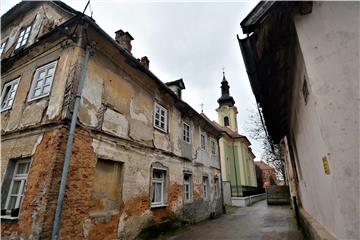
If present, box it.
[224,116,229,126]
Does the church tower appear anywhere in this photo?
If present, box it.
[216,72,238,132]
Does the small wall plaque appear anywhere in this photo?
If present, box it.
[322,156,330,175]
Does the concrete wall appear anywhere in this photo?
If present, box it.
[288,2,359,239]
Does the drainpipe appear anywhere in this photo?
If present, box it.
[217,138,226,212]
[52,44,91,240]
[232,142,240,197]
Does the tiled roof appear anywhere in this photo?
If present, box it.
[211,120,245,139]
[255,161,275,170]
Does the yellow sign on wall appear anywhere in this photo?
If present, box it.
[322,156,330,175]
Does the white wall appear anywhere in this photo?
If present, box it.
[292,2,359,239]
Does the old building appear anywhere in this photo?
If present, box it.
[206,73,257,197]
[0,1,223,239]
[239,1,359,239]
[254,161,277,188]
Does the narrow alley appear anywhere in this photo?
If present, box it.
[168,200,303,240]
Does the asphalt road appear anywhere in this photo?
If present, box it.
[167,200,303,240]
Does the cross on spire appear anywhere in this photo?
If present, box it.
[200,103,204,113]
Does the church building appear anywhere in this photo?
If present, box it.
[211,73,257,196]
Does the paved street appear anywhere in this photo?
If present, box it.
[167,200,303,240]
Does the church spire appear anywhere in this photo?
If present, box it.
[217,71,235,107]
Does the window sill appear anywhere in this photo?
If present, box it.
[1,215,19,221]
[151,204,167,209]
[153,126,167,134]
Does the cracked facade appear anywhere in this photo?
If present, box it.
[0,2,223,239]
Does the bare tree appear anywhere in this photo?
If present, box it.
[245,105,285,181]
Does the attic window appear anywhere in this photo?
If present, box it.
[15,25,31,50]
[302,76,309,105]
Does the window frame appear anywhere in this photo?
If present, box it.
[0,39,7,57]
[15,25,32,50]
[210,138,217,155]
[183,173,192,203]
[1,78,20,112]
[183,122,191,144]
[214,176,220,199]
[28,60,58,102]
[202,176,209,200]
[3,159,31,218]
[151,168,167,208]
[200,130,207,150]
[153,102,168,133]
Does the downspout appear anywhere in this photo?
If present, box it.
[52,44,91,240]
[232,142,240,196]
[217,137,225,212]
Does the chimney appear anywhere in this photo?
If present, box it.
[140,56,150,69]
[115,29,134,53]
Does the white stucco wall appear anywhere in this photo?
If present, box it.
[292,2,359,239]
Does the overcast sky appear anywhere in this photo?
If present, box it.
[1,0,263,158]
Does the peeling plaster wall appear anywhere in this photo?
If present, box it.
[1,2,74,59]
[91,135,222,239]
[289,2,359,239]
[1,45,82,133]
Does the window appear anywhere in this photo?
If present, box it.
[91,159,123,213]
[214,177,220,199]
[200,131,207,150]
[183,122,191,143]
[0,40,7,56]
[15,25,31,50]
[3,159,30,218]
[224,116,229,126]
[184,174,192,203]
[302,76,309,105]
[202,176,209,200]
[152,169,167,207]
[210,139,216,155]
[1,78,20,112]
[28,61,57,101]
[153,103,168,132]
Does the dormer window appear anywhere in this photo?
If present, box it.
[15,25,31,50]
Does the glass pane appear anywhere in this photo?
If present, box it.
[17,162,30,174]
[12,83,18,91]
[160,122,164,129]
[35,79,44,88]
[38,70,46,80]
[153,170,163,179]
[43,85,51,94]
[44,76,52,85]
[15,41,21,49]
[154,183,161,203]
[25,26,31,33]
[19,30,25,37]
[47,66,55,76]
[11,181,21,194]
[33,88,41,97]
[8,196,18,209]
[155,119,159,126]
[9,91,16,99]
[6,99,13,107]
